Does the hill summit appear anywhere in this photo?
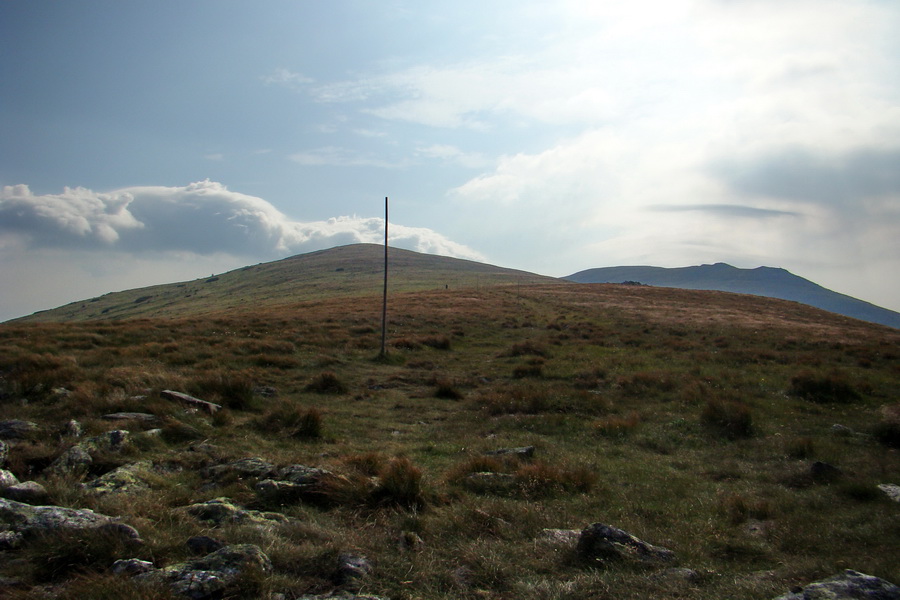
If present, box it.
[565,263,900,329]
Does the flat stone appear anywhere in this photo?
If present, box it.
[577,522,676,564]
[878,483,900,503]
[1,481,49,505]
[774,570,900,600]
[102,412,159,423]
[0,421,38,440]
[161,390,222,414]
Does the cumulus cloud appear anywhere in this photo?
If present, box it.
[0,180,483,261]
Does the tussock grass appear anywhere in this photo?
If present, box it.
[1,281,898,599]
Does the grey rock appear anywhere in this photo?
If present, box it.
[0,420,38,440]
[0,440,7,465]
[337,552,373,589]
[64,419,83,437]
[0,469,19,488]
[102,412,159,424]
[1,481,49,505]
[181,497,290,527]
[136,544,272,600]
[878,483,900,503]
[464,471,516,492]
[485,445,536,459]
[577,523,676,564]
[774,569,900,600]
[0,497,131,538]
[276,464,332,484]
[204,457,275,481]
[46,444,93,477]
[98,521,144,544]
[112,558,155,575]
[81,461,153,495]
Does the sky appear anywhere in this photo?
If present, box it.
[2,0,899,322]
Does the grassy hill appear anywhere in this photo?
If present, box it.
[0,248,899,599]
[14,244,560,323]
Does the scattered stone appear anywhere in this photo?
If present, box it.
[161,390,222,415]
[0,420,39,440]
[336,552,373,589]
[577,523,676,565]
[82,462,153,495]
[0,530,23,549]
[485,445,535,459]
[811,461,842,482]
[877,483,900,503]
[187,535,225,555]
[135,544,272,600]
[1,481,49,505]
[253,385,278,398]
[204,457,276,481]
[0,469,19,488]
[0,498,130,538]
[88,429,130,452]
[773,570,900,600]
[181,497,290,527]
[831,424,855,436]
[276,464,333,484]
[46,444,93,477]
[0,440,8,465]
[102,412,159,424]
[64,419,83,437]
[464,471,516,492]
[112,558,155,576]
[51,387,71,399]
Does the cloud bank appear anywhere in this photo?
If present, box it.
[0,180,483,261]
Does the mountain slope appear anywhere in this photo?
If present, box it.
[13,244,562,323]
[565,263,900,329]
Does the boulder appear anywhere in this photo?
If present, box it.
[0,498,140,543]
[1,481,49,505]
[877,483,900,503]
[536,528,580,550]
[181,497,290,527]
[46,444,93,477]
[0,420,38,440]
[135,544,272,600]
[81,461,153,495]
[0,469,18,489]
[577,523,676,565]
[204,457,275,481]
[774,570,900,600]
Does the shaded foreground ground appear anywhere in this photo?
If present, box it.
[1,283,898,599]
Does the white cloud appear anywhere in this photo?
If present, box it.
[288,147,404,169]
[0,180,480,260]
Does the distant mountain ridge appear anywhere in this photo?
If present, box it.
[565,263,900,329]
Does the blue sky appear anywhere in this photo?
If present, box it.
[2,0,899,321]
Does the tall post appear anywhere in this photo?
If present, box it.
[380,196,389,358]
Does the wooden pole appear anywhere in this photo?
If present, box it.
[380,196,389,357]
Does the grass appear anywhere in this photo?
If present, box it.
[1,280,899,599]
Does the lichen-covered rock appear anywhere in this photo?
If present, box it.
[0,469,18,489]
[774,570,900,600]
[577,523,676,564]
[112,558,155,575]
[1,481,49,505]
[136,544,271,600]
[878,483,900,503]
[204,457,275,481]
[536,528,580,550]
[81,461,153,495]
[0,497,125,538]
[485,445,536,459]
[46,444,93,477]
[276,464,332,484]
[181,497,289,527]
